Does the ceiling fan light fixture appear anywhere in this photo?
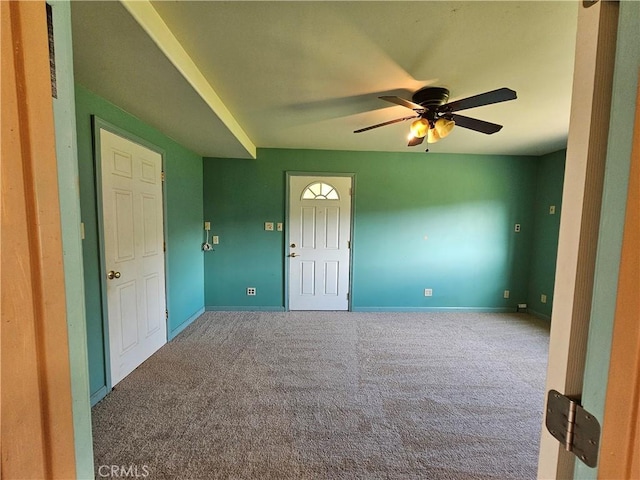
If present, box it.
[435,118,455,138]
[410,118,430,138]
[427,127,441,144]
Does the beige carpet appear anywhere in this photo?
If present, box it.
[92,311,550,479]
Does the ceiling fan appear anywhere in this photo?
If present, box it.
[354,87,517,149]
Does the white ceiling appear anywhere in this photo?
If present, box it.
[71,1,578,159]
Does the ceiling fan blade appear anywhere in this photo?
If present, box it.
[408,135,424,147]
[379,96,425,112]
[450,114,503,134]
[444,88,517,113]
[353,115,418,133]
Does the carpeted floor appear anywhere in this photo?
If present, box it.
[92,311,550,479]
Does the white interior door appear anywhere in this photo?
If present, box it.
[288,175,352,310]
[100,128,167,386]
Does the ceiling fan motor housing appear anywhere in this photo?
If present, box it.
[412,87,450,124]
[412,87,450,109]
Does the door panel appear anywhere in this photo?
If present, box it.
[114,190,135,260]
[325,207,340,249]
[118,281,138,351]
[288,175,352,311]
[100,128,167,386]
[324,262,339,294]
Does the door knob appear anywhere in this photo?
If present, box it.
[288,253,299,258]
[107,270,121,279]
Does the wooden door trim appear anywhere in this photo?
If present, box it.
[1,1,76,477]
[598,75,640,479]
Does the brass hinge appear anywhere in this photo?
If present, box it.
[161,171,165,182]
[545,390,601,468]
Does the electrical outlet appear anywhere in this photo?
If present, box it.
[549,205,556,215]
[264,222,274,231]
[541,294,547,304]
[212,236,219,244]
[504,290,510,299]
[247,287,256,296]
[204,221,211,231]
[424,288,433,297]
[514,223,521,233]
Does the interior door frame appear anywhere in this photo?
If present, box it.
[285,172,356,312]
[537,1,619,477]
[92,116,169,392]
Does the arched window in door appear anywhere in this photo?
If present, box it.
[301,182,339,200]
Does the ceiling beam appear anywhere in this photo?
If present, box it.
[120,0,256,159]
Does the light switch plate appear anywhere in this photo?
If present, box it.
[276,222,283,231]
[549,205,556,215]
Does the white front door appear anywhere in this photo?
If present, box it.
[99,128,167,386]
[288,175,352,310]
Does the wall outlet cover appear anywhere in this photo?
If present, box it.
[204,221,211,231]
[424,288,433,297]
[247,287,256,296]
[504,290,510,299]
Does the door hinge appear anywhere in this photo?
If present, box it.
[347,292,350,300]
[161,171,165,182]
[165,310,168,320]
[545,390,601,468]
[347,240,351,249]
[163,242,166,252]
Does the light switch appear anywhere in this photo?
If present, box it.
[265,222,274,231]
[276,222,283,232]
[549,205,556,215]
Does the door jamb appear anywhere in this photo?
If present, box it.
[284,172,356,311]
[91,116,168,394]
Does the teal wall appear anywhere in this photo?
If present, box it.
[576,2,640,479]
[204,148,545,311]
[528,149,566,319]
[75,85,205,403]
[50,2,94,477]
